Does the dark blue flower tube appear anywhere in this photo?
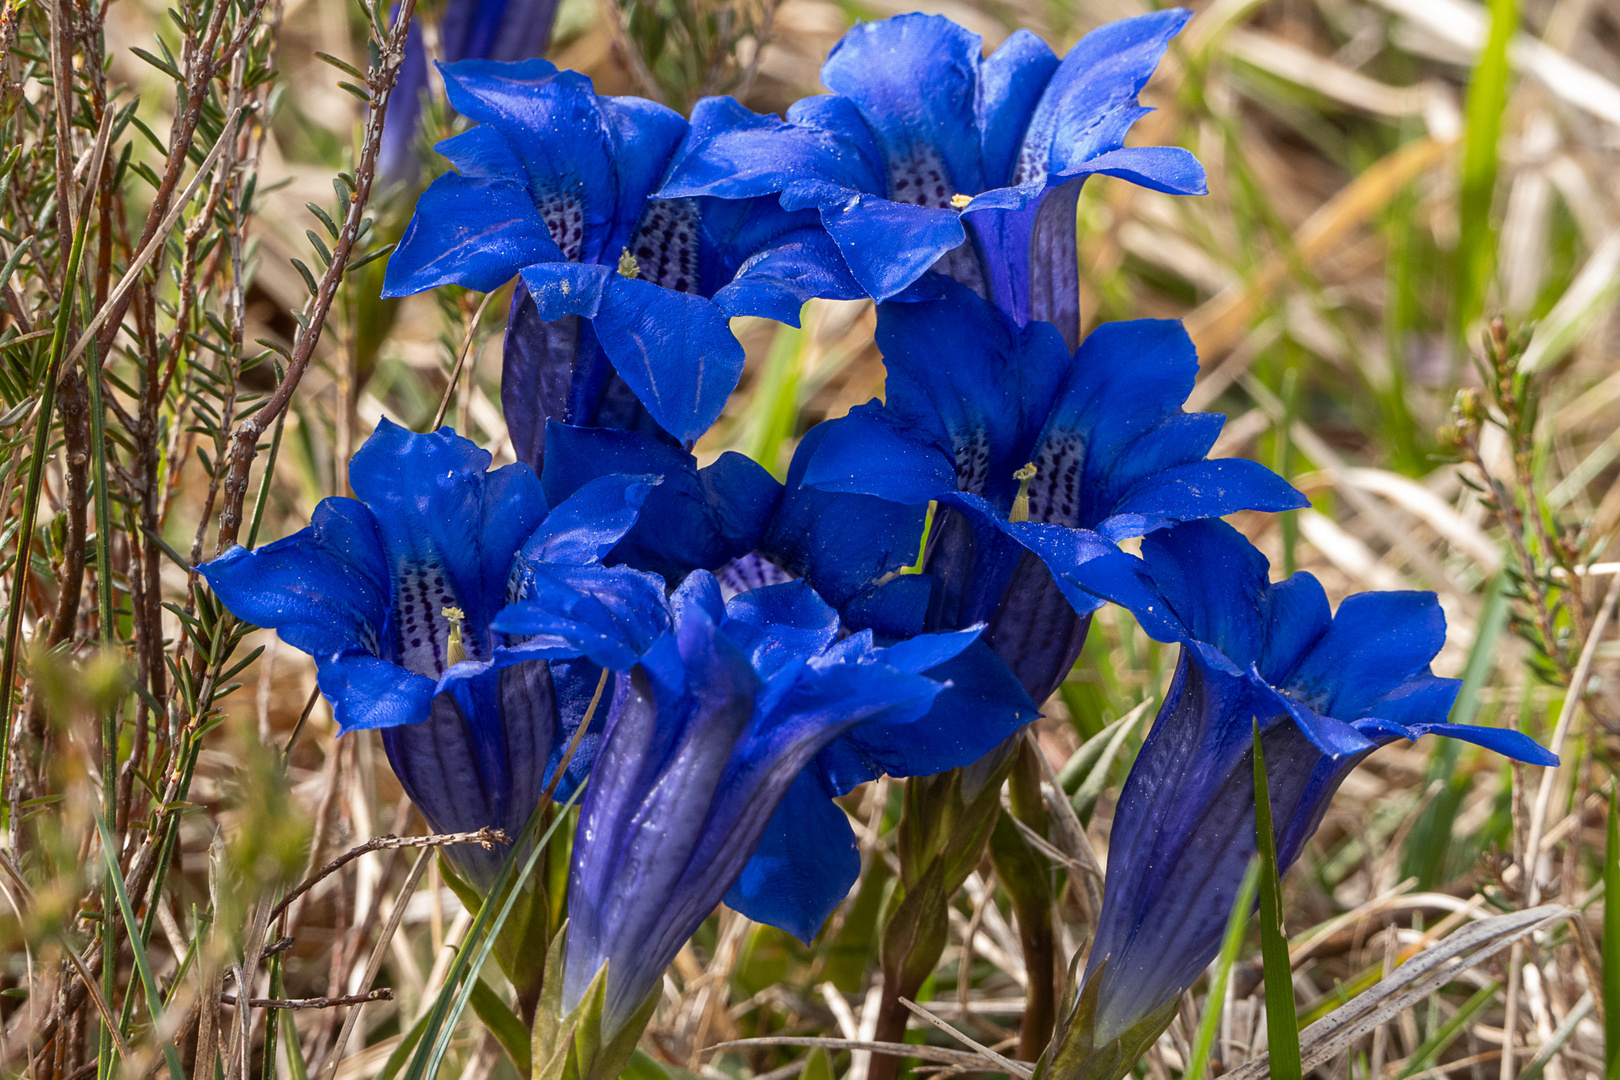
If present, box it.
[382,60,863,448]
[551,571,1028,1034]
[1064,520,1557,1068]
[802,279,1306,702]
[381,0,564,183]
[660,10,1205,346]
[200,420,668,884]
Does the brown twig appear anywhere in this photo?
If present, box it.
[215,0,419,556]
[267,827,510,924]
[220,989,393,1010]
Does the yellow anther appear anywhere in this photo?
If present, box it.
[949,193,973,209]
[443,606,467,665]
[1010,463,1038,524]
[617,248,641,279]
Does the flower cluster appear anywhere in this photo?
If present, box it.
[204,8,1555,1078]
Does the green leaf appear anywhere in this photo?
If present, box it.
[93,807,186,1080]
[469,978,532,1075]
[1253,720,1301,1080]
[1184,857,1261,1080]
[1454,0,1517,331]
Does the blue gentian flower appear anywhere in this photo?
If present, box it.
[381,0,563,183]
[200,420,668,883]
[802,280,1306,702]
[659,10,1205,345]
[382,60,862,445]
[557,571,1020,1033]
[538,418,1038,941]
[1078,519,1557,1052]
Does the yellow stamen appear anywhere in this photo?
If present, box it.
[443,606,467,665]
[617,248,641,279]
[1010,463,1038,524]
[949,193,973,209]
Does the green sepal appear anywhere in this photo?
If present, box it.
[1038,957,1180,1080]
[531,924,659,1080]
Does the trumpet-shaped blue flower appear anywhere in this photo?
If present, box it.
[1080,520,1557,1050]
[802,280,1306,701]
[201,420,668,883]
[381,0,563,183]
[660,10,1205,345]
[382,60,862,445]
[558,571,1028,1033]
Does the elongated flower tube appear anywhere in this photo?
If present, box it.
[803,279,1306,703]
[660,10,1204,345]
[382,60,862,447]
[553,571,1022,1035]
[381,0,563,183]
[200,420,668,884]
[535,419,1039,941]
[1058,520,1557,1076]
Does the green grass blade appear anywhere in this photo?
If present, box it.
[1605,788,1619,1080]
[0,192,94,798]
[743,319,804,479]
[93,804,187,1080]
[1395,980,1499,1079]
[1185,857,1262,1080]
[1454,0,1517,332]
[403,785,585,1080]
[1253,720,1301,1080]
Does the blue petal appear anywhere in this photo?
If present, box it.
[349,420,549,665]
[761,420,929,609]
[316,651,438,733]
[381,172,559,297]
[502,286,669,471]
[1019,10,1195,189]
[542,423,782,579]
[1061,145,1207,196]
[784,183,966,302]
[1360,718,1557,767]
[724,769,858,943]
[800,404,957,506]
[721,580,842,678]
[1101,458,1308,541]
[519,473,655,565]
[590,275,746,446]
[710,225,865,322]
[1279,591,1448,721]
[201,497,388,658]
[1136,519,1275,661]
[872,279,1072,508]
[596,95,693,258]
[815,636,1040,795]
[494,564,671,669]
[520,261,612,319]
[820,14,989,197]
[659,94,885,202]
[977,30,1060,187]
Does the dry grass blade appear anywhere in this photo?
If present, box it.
[897,998,1033,1079]
[708,1036,1030,1075]
[1224,905,1571,1080]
